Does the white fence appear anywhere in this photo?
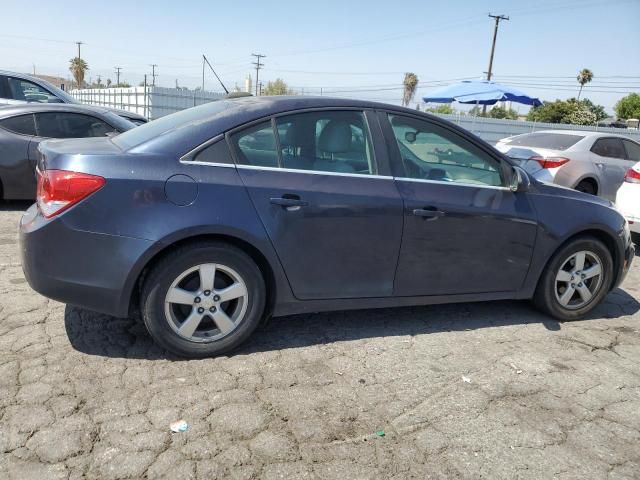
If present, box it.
[433,113,640,144]
[71,86,225,120]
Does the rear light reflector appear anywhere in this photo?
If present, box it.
[624,168,640,184]
[530,156,571,169]
[37,169,105,218]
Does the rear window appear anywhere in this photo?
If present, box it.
[112,100,235,150]
[504,133,584,151]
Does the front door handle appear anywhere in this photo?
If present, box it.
[413,207,445,220]
[270,196,308,211]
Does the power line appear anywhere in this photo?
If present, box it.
[251,53,266,96]
[484,14,509,114]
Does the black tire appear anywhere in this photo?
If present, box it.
[533,236,613,321]
[575,180,597,196]
[632,232,640,247]
[141,241,266,358]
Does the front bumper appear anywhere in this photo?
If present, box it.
[20,204,153,317]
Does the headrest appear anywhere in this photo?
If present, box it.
[318,121,352,153]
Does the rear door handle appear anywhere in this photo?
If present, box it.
[413,207,445,220]
[270,196,308,211]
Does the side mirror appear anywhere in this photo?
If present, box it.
[510,165,530,192]
[404,131,417,143]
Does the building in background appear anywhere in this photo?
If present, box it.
[244,74,252,94]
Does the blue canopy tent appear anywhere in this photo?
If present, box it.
[423,80,542,107]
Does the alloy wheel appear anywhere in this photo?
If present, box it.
[554,250,603,310]
[164,263,248,342]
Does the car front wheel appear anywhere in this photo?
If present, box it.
[141,242,266,358]
[533,237,613,320]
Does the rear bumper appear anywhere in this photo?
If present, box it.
[20,204,153,317]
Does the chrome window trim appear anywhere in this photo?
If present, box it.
[180,160,236,168]
[179,133,226,163]
[394,176,511,191]
[236,164,393,180]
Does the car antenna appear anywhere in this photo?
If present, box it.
[202,54,229,95]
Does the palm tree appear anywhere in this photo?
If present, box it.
[69,57,88,89]
[576,68,593,100]
[402,72,419,107]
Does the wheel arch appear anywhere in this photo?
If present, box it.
[125,230,279,321]
[535,227,621,292]
[572,175,600,195]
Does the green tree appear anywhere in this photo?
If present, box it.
[527,99,598,125]
[402,72,419,107]
[262,78,294,96]
[576,68,593,100]
[573,98,607,121]
[106,78,112,87]
[426,104,456,114]
[69,57,88,89]
[468,105,486,117]
[488,106,518,120]
[614,93,640,119]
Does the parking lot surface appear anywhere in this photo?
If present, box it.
[1,201,639,479]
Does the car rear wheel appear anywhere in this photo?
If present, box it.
[575,180,597,196]
[533,237,612,320]
[141,242,266,358]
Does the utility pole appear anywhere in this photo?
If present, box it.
[483,14,509,113]
[251,53,266,96]
[115,67,122,86]
[76,41,83,59]
[150,64,158,87]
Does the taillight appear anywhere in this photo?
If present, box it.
[37,169,105,218]
[530,156,571,169]
[624,168,640,184]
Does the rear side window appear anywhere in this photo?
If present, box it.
[7,77,56,103]
[0,114,36,135]
[35,112,115,138]
[591,138,626,159]
[623,140,640,162]
[229,121,279,168]
[505,133,584,150]
[192,138,234,164]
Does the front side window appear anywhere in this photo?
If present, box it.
[35,112,116,138]
[0,114,37,136]
[388,114,504,187]
[591,138,626,159]
[229,121,279,168]
[7,77,57,103]
[275,111,375,175]
[623,140,640,162]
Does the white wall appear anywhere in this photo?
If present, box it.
[71,86,225,120]
[433,113,640,144]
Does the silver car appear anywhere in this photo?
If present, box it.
[0,69,147,125]
[495,130,640,201]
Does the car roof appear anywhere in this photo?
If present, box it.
[0,103,114,118]
[523,129,632,139]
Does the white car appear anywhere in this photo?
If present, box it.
[615,162,640,245]
[495,130,640,202]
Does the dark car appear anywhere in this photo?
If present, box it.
[0,69,148,125]
[0,103,135,199]
[20,96,634,358]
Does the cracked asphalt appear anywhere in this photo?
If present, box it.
[1,201,639,479]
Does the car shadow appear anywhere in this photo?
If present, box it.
[64,288,640,360]
[0,200,33,212]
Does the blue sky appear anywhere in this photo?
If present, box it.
[1,0,638,113]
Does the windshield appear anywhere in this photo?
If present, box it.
[112,100,236,149]
[33,77,79,104]
[102,111,137,132]
[504,132,584,150]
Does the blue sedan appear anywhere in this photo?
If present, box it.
[20,96,635,357]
